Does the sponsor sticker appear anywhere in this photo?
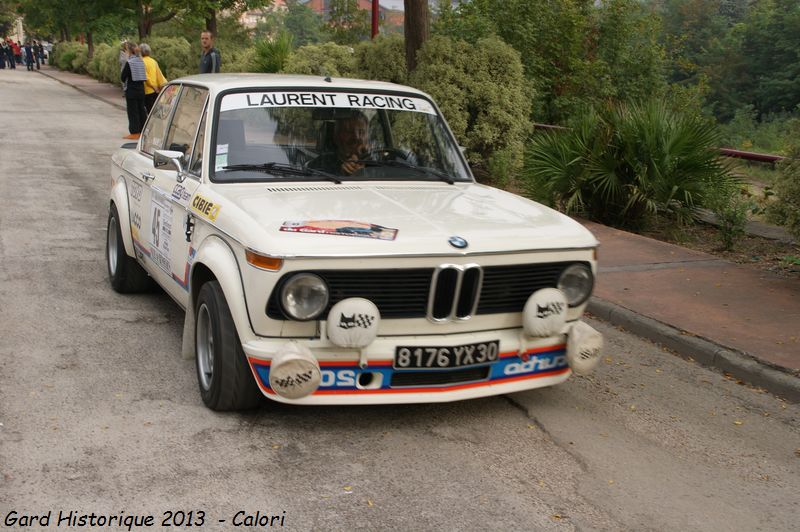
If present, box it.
[221,92,436,115]
[280,220,397,241]
[150,192,172,273]
[171,184,192,206]
[191,195,221,222]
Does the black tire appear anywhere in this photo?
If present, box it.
[195,281,263,411]
[107,203,152,293]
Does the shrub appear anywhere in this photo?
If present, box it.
[707,186,752,250]
[87,43,111,81]
[222,45,256,74]
[98,43,124,85]
[767,120,800,239]
[354,34,407,84]
[410,35,531,180]
[52,41,87,72]
[145,37,193,80]
[252,32,294,73]
[523,99,736,228]
[70,46,89,73]
[282,42,357,77]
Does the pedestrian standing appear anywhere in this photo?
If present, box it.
[0,40,7,69]
[199,31,220,74]
[33,41,42,70]
[6,39,15,69]
[139,43,168,114]
[121,42,148,139]
[23,41,34,71]
[12,40,21,65]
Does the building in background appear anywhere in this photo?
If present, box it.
[239,0,404,35]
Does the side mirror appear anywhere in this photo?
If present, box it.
[153,149,187,181]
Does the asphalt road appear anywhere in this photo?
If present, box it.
[1,69,798,532]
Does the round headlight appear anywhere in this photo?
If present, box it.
[280,273,329,321]
[557,264,594,306]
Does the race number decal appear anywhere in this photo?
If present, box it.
[150,192,173,273]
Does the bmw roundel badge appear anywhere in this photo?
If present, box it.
[448,236,468,249]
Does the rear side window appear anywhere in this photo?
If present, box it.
[141,85,180,155]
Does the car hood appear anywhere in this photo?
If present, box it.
[214,182,598,257]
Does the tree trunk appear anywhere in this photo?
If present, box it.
[87,31,94,59]
[205,9,217,36]
[403,0,429,72]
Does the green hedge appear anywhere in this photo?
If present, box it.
[281,42,357,77]
[411,36,531,182]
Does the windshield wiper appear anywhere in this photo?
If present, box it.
[356,159,455,185]
[221,162,342,184]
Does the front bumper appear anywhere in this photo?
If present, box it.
[242,327,576,405]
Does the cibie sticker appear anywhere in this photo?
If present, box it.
[220,92,437,115]
[280,220,397,241]
[191,195,221,222]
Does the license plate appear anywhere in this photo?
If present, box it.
[394,341,500,369]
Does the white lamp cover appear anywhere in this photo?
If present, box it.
[327,298,381,348]
[522,288,568,337]
[268,343,321,399]
[566,321,603,375]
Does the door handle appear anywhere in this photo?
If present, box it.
[141,172,155,182]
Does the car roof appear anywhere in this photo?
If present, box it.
[172,73,431,98]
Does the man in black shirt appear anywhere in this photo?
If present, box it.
[199,31,220,73]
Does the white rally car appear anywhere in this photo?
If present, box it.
[108,74,603,410]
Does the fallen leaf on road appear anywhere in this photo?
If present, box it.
[272,444,281,449]
[794,448,800,457]
[734,420,743,426]
[344,486,352,492]
[608,480,615,485]
[367,499,374,507]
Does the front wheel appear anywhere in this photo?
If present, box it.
[107,203,152,293]
[195,281,262,411]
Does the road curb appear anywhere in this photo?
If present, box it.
[37,69,126,111]
[588,297,800,402]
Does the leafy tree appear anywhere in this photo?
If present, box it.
[284,0,325,47]
[20,0,120,56]
[767,119,800,238]
[0,0,17,37]
[325,0,369,45]
[432,0,666,123]
[736,0,800,116]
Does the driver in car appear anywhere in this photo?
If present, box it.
[310,111,370,175]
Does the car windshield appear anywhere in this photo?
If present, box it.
[212,90,472,183]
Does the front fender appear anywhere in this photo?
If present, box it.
[181,235,254,359]
[110,175,134,258]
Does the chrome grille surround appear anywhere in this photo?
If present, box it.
[426,263,484,323]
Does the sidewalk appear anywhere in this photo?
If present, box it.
[586,222,799,401]
[36,66,800,401]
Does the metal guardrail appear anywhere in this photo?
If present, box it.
[532,123,785,164]
[717,147,785,163]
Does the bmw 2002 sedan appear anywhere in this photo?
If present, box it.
[107,74,603,410]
